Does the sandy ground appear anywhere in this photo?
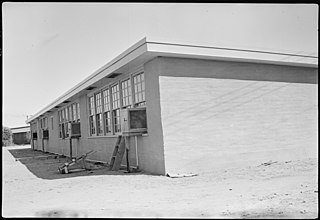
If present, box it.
[2,145,318,218]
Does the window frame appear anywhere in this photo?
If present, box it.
[132,72,146,107]
[121,77,132,109]
[102,87,112,135]
[88,95,96,136]
[111,82,121,134]
[58,101,80,139]
[95,91,104,136]
[87,70,146,137]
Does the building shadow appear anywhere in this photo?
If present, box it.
[8,148,148,180]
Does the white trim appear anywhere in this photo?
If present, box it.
[147,42,318,68]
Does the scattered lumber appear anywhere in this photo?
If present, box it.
[58,150,95,174]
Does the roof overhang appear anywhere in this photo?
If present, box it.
[146,41,318,68]
[11,126,30,134]
[26,37,318,124]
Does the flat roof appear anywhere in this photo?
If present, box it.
[26,37,318,124]
[11,126,30,134]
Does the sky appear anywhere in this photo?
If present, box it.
[2,3,318,128]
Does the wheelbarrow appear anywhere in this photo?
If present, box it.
[58,150,95,174]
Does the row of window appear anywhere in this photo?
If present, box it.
[88,72,145,136]
[58,102,80,138]
[30,117,49,139]
[30,72,145,138]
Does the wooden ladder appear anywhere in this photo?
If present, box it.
[109,135,126,171]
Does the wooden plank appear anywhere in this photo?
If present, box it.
[109,136,122,170]
[125,136,130,173]
[126,148,130,173]
[111,136,126,171]
[69,138,72,158]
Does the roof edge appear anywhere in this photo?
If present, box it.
[26,37,318,124]
[26,37,148,124]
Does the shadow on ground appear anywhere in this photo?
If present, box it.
[222,208,311,219]
[8,148,147,180]
[35,209,88,217]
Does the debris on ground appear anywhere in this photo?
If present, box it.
[258,160,278,167]
[166,173,198,178]
[58,150,95,174]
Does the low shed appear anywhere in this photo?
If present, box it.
[11,126,31,145]
[26,38,318,175]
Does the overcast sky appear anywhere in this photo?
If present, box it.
[2,3,318,128]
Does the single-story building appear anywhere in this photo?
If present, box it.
[11,126,31,145]
[26,38,318,175]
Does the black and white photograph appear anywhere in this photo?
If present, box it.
[2,3,318,218]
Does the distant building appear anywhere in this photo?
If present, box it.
[25,38,318,175]
[11,126,31,145]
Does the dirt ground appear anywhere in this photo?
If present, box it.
[2,145,318,218]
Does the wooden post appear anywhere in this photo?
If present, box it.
[125,136,130,173]
[31,137,34,150]
[42,137,44,152]
[69,138,72,158]
[82,157,87,170]
[135,135,139,169]
[111,136,126,171]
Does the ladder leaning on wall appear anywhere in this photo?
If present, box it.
[109,135,128,171]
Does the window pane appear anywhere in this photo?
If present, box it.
[59,124,62,138]
[65,108,69,121]
[64,122,69,138]
[62,109,65,122]
[77,103,80,121]
[72,104,77,121]
[103,89,110,111]
[139,93,142,102]
[133,72,145,106]
[61,124,64,138]
[89,115,96,135]
[96,113,103,135]
[95,92,102,113]
[113,109,121,133]
[69,106,72,122]
[89,96,95,115]
[92,97,95,114]
[104,111,111,134]
[111,84,120,109]
[121,79,132,107]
